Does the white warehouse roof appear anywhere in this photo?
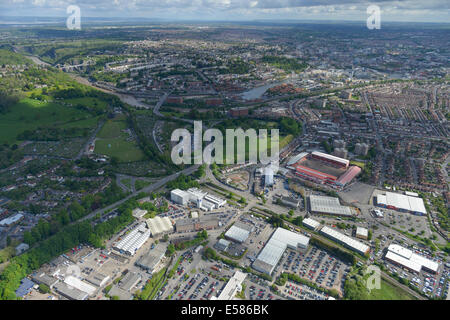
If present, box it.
[320,226,369,255]
[215,270,247,300]
[64,275,96,296]
[386,244,439,273]
[302,217,321,230]
[378,192,426,215]
[0,213,24,226]
[114,223,150,255]
[225,225,251,243]
[204,194,226,207]
[132,208,147,219]
[253,228,310,275]
[147,216,173,236]
[310,195,353,216]
[356,227,368,238]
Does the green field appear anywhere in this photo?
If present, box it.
[368,279,416,300]
[121,178,133,189]
[280,134,293,149]
[0,98,97,144]
[135,179,152,190]
[65,97,109,112]
[94,118,145,162]
[350,160,366,169]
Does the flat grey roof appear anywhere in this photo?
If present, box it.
[309,195,352,216]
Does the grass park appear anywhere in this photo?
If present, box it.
[94,116,146,163]
[0,97,99,144]
[367,279,416,300]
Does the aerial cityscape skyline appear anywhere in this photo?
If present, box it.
[0,0,448,307]
[1,0,449,23]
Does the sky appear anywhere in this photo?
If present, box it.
[1,0,449,23]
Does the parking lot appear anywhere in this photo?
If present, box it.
[381,242,449,299]
[159,204,188,221]
[281,281,330,300]
[166,269,228,300]
[274,245,351,296]
[237,214,275,266]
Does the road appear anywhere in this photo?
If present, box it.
[75,120,105,160]
[79,164,200,222]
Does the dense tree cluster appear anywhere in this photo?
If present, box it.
[23,182,127,246]
[166,174,199,190]
[279,117,302,136]
[0,198,135,300]
[0,90,21,114]
[262,56,308,73]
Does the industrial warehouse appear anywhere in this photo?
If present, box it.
[252,227,310,275]
[319,226,370,256]
[113,223,151,256]
[224,224,252,243]
[170,188,226,211]
[146,216,174,237]
[302,217,321,231]
[135,243,168,274]
[309,195,356,217]
[286,151,361,189]
[375,191,427,216]
[385,244,439,274]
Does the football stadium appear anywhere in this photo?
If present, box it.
[286,151,361,189]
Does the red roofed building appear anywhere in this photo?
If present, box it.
[336,166,361,186]
[294,164,337,184]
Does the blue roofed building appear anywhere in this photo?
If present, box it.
[15,278,36,298]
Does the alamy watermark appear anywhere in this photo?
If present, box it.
[65,264,81,290]
[365,265,381,291]
[67,5,81,30]
[367,5,381,30]
[170,120,279,167]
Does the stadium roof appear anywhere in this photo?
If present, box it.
[320,226,369,255]
[336,166,361,185]
[311,151,349,166]
[287,152,308,166]
[225,225,251,243]
[295,164,337,181]
[309,195,352,216]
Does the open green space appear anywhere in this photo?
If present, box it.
[64,97,109,114]
[350,160,366,169]
[95,117,145,162]
[368,279,416,300]
[95,138,145,162]
[0,98,97,144]
[97,118,127,139]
